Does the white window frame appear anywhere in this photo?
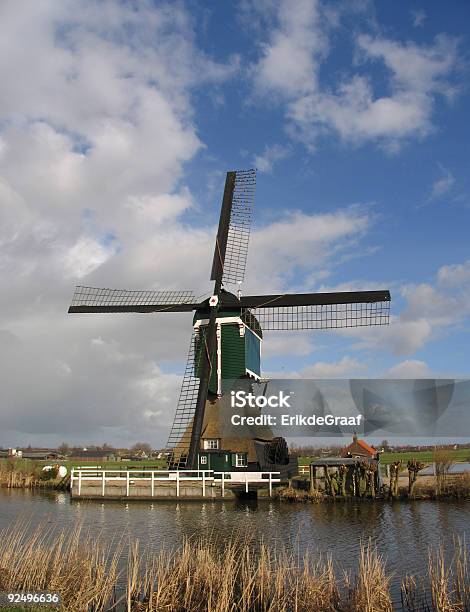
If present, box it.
[203,439,220,450]
[200,456,207,465]
[235,453,247,467]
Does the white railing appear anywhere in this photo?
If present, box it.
[70,468,280,498]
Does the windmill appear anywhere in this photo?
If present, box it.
[69,169,391,470]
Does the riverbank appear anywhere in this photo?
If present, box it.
[0,519,468,611]
[0,461,60,489]
[278,472,470,503]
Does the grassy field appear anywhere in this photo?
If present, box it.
[298,448,470,467]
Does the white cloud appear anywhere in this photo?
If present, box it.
[437,260,470,287]
[250,1,459,150]
[0,0,376,452]
[301,356,366,378]
[341,259,470,356]
[251,0,326,99]
[385,359,433,378]
[245,207,371,294]
[429,165,455,200]
[252,144,291,173]
[64,236,117,279]
[262,333,315,358]
[0,1,238,448]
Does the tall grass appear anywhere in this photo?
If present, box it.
[0,460,39,488]
[0,520,467,611]
[0,521,122,611]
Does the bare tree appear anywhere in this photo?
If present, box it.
[131,442,152,456]
[58,443,70,456]
[407,459,425,498]
[434,448,455,496]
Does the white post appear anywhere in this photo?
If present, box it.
[126,471,130,497]
[151,471,155,497]
[269,472,272,497]
[102,470,106,496]
[245,471,248,493]
[221,473,225,498]
[78,470,82,496]
[202,470,206,497]
[216,323,222,396]
[176,470,180,498]
[70,468,74,490]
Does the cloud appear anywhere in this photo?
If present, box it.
[412,9,427,28]
[301,356,366,378]
[437,260,470,287]
[385,359,433,378]
[429,165,455,200]
[341,259,470,356]
[262,333,315,358]
[250,0,326,100]
[249,1,460,150]
[0,0,377,450]
[252,144,291,173]
[245,207,372,294]
[0,1,238,448]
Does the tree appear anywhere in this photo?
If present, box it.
[131,442,152,456]
[407,459,425,498]
[434,448,455,496]
[388,461,403,499]
[380,440,390,452]
[58,443,70,455]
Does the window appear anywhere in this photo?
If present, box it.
[200,456,207,465]
[203,439,219,450]
[235,453,247,467]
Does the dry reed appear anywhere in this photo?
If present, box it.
[0,519,468,611]
[0,520,122,611]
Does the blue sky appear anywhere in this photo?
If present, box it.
[0,0,469,447]
[184,1,470,379]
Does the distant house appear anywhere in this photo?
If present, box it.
[19,449,59,460]
[69,449,117,462]
[341,435,377,459]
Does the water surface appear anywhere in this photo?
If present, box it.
[1,489,468,606]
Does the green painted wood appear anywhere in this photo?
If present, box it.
[221,324,245,381]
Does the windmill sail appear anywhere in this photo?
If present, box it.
[69,286,197,313]
[238,290,390,331]
[166,331,203,468]
[210,169,256,286]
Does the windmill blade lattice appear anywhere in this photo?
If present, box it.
[69,286,197,313]
[167,329,208,468]
[241,300,390,331]
[211,170,256,286]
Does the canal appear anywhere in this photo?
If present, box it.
[0,489,468,606]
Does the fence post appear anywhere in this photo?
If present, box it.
[269,472,272,497]
[245,472,248,493]
[221,473,225,498]
[151,471,154,497]
[70,468,74,491]
[78,470,82,496]
[102,470,106,496]
[202,470,206,497]
[176,470,180,498]
[126,470,130,497]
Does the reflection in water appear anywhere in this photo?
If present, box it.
[0,489,468,600]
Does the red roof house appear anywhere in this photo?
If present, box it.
[341,434,377,459]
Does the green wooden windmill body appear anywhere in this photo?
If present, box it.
[193,306,262,395]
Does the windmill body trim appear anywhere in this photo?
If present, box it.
[68,169,391,470]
